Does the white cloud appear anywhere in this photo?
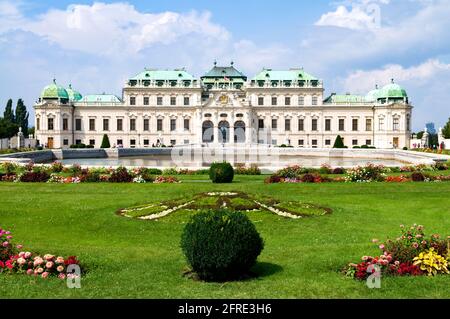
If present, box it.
[315,5,379,30]
[339,59,450,93]
[3,2,230,56]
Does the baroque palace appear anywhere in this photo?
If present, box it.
[34,63,412,149]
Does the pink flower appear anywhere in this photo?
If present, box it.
[379,244,385,250]
[421,240,427,245]
[24,252,32,259]
[412,242,419,249]
[394,261,400,266]
[45,261,54,269]
[361,256,369,261]
[36,267,44,274]
[58,273,66,280]
[2,241,9,247]
[41,272,49,279]
[56,257,65,264]
[18,252,25,258]
[26,269,33,275]
[16,244,23,249]
[57,265,64,272]
[17,257,26,265]
[6,235,12,240]
[44,254,54,261]
[33,257,43,267]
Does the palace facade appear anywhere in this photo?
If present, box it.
[34,63,412,149]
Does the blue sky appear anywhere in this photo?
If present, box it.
[1,0,450,131]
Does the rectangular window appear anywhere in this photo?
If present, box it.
[312,96,318,106]
[352,118,358,131]
[352,139,358,146]
[157,119,163,131]
[312,139,318,148]
[117,139,123,146]
[272,139,277,145]
[170,96,176,106]
[36,119,40,131]
[130,96,136,105]
[89,139,95,146]
[75,119,82,131]
[325,139,331,146]
[143,119,149,131]
[170,119,176,131]
[339,119,345,131]
[366,118,372,131]
[130,118,136,131]
[285,119,291,131]
[48,118,54,131]
[272,118,278,130]
[366,139,372,146]
[184,97,190,106]
[75,139,81,145]
[117,119,123,131]
[144,139,149,146]
[184,119,190,131]
[271,96,277,106]
[325,119,331,131]
[157,96,163,106]
[298,96,304,106]
[184,140,190,145]
[298,119,304,131]
[379,118,384,131]
[311,119,318,131]
[393,118,399,131]
[130,139,136,148]
[89,119,95,131]
[407,115,411,131]
[298,139,304,147]
[258,119,264,129]
[258,97,264,106]
[170,140,176,146]
[103,119,109,131]
[143,97,149,106]
[63,118,68,131]
[285,97,291,106]
[63,139,69,146]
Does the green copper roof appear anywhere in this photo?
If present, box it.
[252,68,318,81]
[365,85,381,102]
[201,63,247,80]
[67,84,82,101]
[378,80,408,99]
[324,94,367,104]
[130,69,195,81]
[80,94,122,103]
[40,79,69,100]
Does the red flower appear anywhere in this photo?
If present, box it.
[0,260,4,268]
[5,259,13,269]
[64,256,79,265]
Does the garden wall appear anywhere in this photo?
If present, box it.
[0,150,54,163]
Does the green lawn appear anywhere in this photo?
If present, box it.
[0,176,449,298]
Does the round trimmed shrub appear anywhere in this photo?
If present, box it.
[411,171,425,182]
[332,167,345,175]
[209,162,234,183]
[181,209,264,282]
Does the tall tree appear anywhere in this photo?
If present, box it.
[101,134,111,148]
[333,135,345,148]
[3,99,14,123]
[0,117,19,139]
[15,99,29,134]
[442,117,450,139]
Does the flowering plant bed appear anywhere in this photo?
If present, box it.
[117,192,332,220]
[344,225,449,280]
[0,227,81,280]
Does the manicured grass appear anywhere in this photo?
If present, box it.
[0,177,449,298]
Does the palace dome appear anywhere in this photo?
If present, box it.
[378,79,408,99]
[365,85,380,102]
[40,79,69,100]
[66,84,82,101]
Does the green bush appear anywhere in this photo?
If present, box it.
[209,162,234,183]
[181,209,264,282]
[101,134,111,148]
[333,135,345,148]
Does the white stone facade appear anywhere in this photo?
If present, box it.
[34,66,413,149]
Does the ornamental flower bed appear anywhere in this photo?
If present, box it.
[0,227,81,280]
[344,225,449,280]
